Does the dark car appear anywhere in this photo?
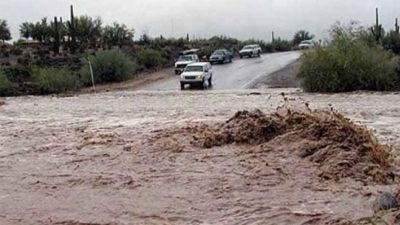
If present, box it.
[209,49,233,64]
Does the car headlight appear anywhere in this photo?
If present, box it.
[197,75,202,79]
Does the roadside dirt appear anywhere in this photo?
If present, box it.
[254,60,301,89]
[1,89,400,224]
[78,68,174,94]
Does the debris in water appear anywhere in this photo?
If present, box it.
[373,192,399,212]
[193,109,393,183]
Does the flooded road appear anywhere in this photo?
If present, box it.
[141,52,301,91]
[1,89,400,224]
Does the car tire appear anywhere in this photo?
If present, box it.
[249,54,252,58]
[200,79,206,90]
[240,55,243,59]
[180,82,185,90]
[208,76,213,87]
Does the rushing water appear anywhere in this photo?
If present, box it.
[1,89,400,225]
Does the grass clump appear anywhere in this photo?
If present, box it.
[81,49,138,85]
[298,24,398,92]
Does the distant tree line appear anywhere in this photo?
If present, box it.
[17,6,134,53]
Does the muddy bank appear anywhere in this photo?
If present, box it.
[1,89,400,224]
[190,109,393,184]
[254,60,301,89]
[78,68,174,94]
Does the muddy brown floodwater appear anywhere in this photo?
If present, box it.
[1,89,400,225]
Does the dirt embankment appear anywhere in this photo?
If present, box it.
[151,107,399,224]
[78,68,174,94]
[192,109,393,184]
[254,60,301,89]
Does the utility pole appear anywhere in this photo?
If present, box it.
[88,58,96,93]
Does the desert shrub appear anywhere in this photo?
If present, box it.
[2,65,31,84]
[32,67,78,94]
[271,38,293,52]
[80,49,138,85]
[383,31,400,55]
[137,48,166,69]
[298,26,398,92]
[0,70,17,96]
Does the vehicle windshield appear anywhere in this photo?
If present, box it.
[300,40,312,44]
[185,66,204,72]
[178,55,194,61]
[213,51,224,55]
[243,46,254,50]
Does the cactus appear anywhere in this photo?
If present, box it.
[396,18,399,34]
[370,8,383,43]
[186,33,189,42]
[272,31,275,42]
[60,17,64,44]
[53,17,60,53]
[67,5,76,53]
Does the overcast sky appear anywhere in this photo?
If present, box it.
[1,0,399,41]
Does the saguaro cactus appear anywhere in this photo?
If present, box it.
[396,18,399,34]
[68,5,76,53]
[60,17,64,44]
[53,17,60,53]
[371,8,383,42]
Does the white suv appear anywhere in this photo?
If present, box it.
[180,62,213,90]
[239,45,262,58]
[175,54,200,75]
[298,40,315,49]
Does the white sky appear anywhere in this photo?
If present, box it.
[1,0,399,41]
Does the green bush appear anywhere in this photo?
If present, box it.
[2,65,31,84]
[81,49,138,85]
[0,70,17,96]
[32,67,78,94]
[271,38,293,52]
[383,31,400,55]
[137,48,165,69]
[298,27,398,92]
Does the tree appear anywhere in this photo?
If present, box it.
[138,32,151,45]
[102,22,134,48]
[20,18,52,43]
[293,30,315,45]
[20,22,34,39]
[0,19,12,44]
[73,16,103,48]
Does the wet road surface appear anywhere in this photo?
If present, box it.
[141,51,302,91]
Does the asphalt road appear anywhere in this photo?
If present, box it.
[141,51,302,91]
